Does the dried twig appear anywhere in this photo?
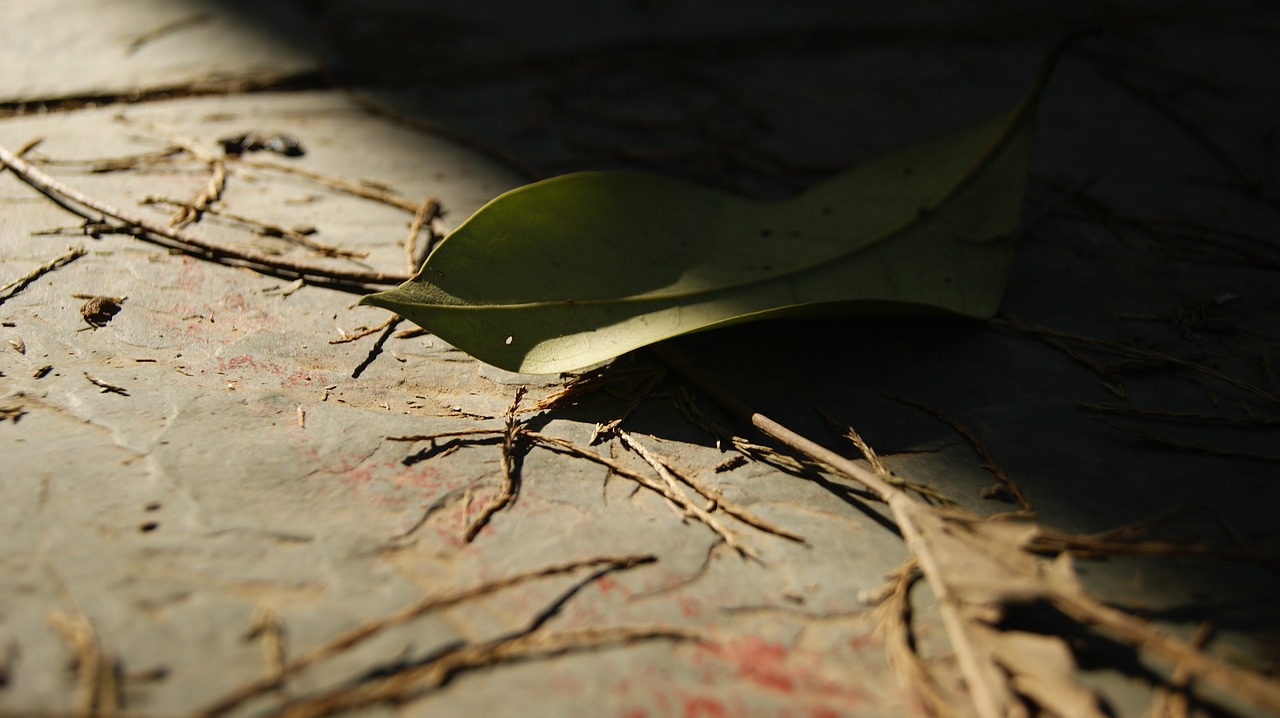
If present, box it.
[1025,530,1276,567]
[1102,422,1280,463]
[404,195,441,272]
[170,156,226,228]
[261,625,692,718]
[1077,401,1280,427]
[143,197,366,258]
[0,142,409,290]
[328,316,399,345]
[525,430,790,552]
[1017,174,1096,240]
[195,554,657,718]
[589,367,666,443]
[389,420,798,548]
[245,605,288,689]
[618,430,756,557]
[464,388,527,541]
[653,344,1280,716]
[0,245,86,305]
[388,427,505,443]
[999,315,1280,408]
[819,409,953,505]
[1098,67,1275,205]
[676,389,813,474]
[232,157,423,213]
[45,604,121,717]
[1149,622,1214,718]
[888,396,1032,512]
[349,316,405,378]
[84,373,128,396]
[868,558,959,718]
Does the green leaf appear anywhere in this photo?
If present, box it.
[362,40,1078,375]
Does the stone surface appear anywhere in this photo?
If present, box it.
[2,2,1280,717]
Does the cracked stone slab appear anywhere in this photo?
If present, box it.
[0,89,924,716]
[5,2,1280,717]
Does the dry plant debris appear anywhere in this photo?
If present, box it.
[653,345,1280,718]
[887,396,1032,512]
[0,141,409,290]
[5,35,1277,716]
[75,295,125,329]
[389,386,804,555]
[0,245,86,306]
[194,554,690,718]
[45,608,122,717]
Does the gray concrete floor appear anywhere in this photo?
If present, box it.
[2,2,1279,717]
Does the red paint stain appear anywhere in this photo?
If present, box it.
[217,354,329,387]
[846,631,876,651]
[336,459,445,506]
[676,595,701,618]
[682,697,726,718]
[709,636,793,693]
[693,636,868,707]
[596,575,632,599]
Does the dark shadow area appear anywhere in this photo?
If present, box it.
[191,0,1280,705]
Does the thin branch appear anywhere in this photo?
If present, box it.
[387,427,504,443]
[170,156,226,228]
[263,625,693,718]
[349,316,405,378]
[194,554,656,718]
[232,157,423,213]
[464,388,527,541]
[0,141,409,290]
[888,395,1032,512]
[617,430,756,558]
[1102,422,1280,463]
[328,316,399,345]
[404,195,441,272]
[999,315,1280,407]
[526,431,757,553]
[0,245,86,305]
[818,408,953,505]
[1077,401,1280,427]
[144,197,366,258]
[869,558,960,718]
[654,344,1280,715]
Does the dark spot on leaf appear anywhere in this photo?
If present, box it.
[139,522,159,533]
